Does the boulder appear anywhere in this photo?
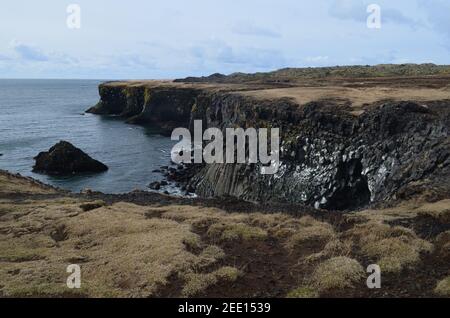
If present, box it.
[33,141,108,175]
[148,181,161,190]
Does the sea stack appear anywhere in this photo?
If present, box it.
[33,141,108,175]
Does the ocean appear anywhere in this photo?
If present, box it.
[0,79,176,193]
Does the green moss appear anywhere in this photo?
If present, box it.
[144,88,152,104]
[191,102,198,113]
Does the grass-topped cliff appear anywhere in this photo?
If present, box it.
[87,65,450,211]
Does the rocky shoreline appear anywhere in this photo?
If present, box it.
[86,71,450,211]
[1,66,449,298]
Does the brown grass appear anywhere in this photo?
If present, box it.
[207,222,268,242]
[241,86,450,110]
[311,257,365,292]
[79,200,106,212]
[0,173,443,298]
[286,286,319,298]
[347,199,450,224]
[285,217,335,251]
[0,198,237,297]
[434,276,450,297]
[346,222,433,273]
[181,266,240,297]
[416,199,450,223]
[305,239,353,263]
[436,231,450,251]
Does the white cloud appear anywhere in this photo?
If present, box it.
[232,22,281,38]
[305,56,329,63]
[329,0,421,28]
[10,41,48,62]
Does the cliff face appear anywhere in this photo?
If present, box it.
[88,82,450,210]
[87,83,199,135]
[190,95,450,210]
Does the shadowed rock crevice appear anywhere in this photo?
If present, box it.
[324,159,371,211]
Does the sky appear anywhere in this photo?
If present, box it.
[0,0,449,79]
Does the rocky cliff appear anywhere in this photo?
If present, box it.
[87,82,200,135]
[88,78,450,210]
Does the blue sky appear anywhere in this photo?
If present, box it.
[0,0,449,79]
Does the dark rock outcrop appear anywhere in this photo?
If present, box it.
[86,83,199,136]
[33,141,108,175]
[148,181,161,190]
[188,98,450,210]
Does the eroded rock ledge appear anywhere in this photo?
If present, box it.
[87,79,450,210]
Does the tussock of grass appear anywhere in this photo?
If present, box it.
[286,286,319,298]
[207,222,267,242]
[351,199,450,224]
[323,239,353,256]
[182,232,202,251]
[285,218,335,251]
[215,266,240,281]
[271,216,322,240]
[434,276,450,296]
[197,245,225,268]
[181,266,240,297]
[311,257,365,292]
[182,272,217,297]
[346,222,433,273]
[159,205,230,224]
[436,231,450,251]
[247,212,292,229]
[79,200,106,212]
[363,237,432,273]
[305,239,353,263]
[417,200,450,223]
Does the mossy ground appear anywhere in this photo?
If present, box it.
[0,171,448,298]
